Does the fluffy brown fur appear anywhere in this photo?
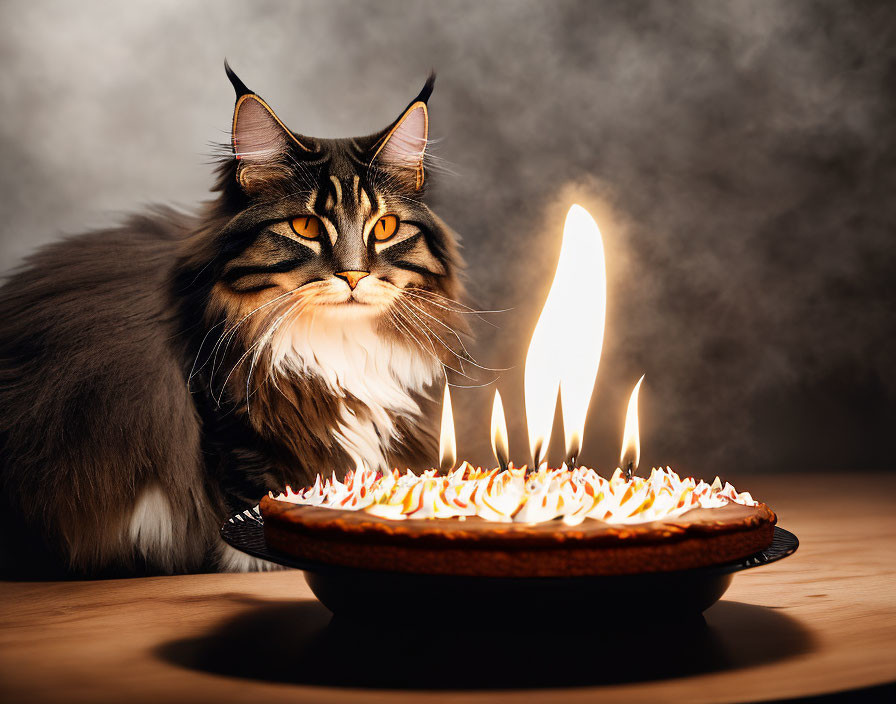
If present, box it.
[0,66,468,576]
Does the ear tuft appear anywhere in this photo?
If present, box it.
[414,72,436,105]
[224,59,253,99]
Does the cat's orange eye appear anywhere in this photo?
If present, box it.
[373,214,400,242]
[290,216,322,240]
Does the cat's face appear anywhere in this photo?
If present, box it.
[206,71,460,335]
[218,155,448,316]
[171,68,467,476]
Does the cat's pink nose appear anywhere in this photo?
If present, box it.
[335,270,370,290]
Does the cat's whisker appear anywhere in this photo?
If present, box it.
[405,288,510,316]
[392,300,480,380]
[216,290,310,408]
[402,289,507,329]
[390,303,442,365]
[399,294,470,350]
[244,311,292,413]
[398,295,511,374]
[241,293,316,407]
[387,306,477,380]
[400,290,507,326]
[187,318,227,389]
[399,302,508,378]
[219,281,327,375]
[447,377,502,389]
[394,297,460,364]
[244,295,312,414]
[209,288,297,362]
[389,310,467,379]
[256,293,316,383]
[205,286,301,388]
[204,322,255,385]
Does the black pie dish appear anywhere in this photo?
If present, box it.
[222,506,798,620]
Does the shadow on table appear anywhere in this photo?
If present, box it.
[157,598,815,689]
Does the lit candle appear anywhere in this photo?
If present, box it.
[490,389,510,471]
[439,384,456,473]
[619,374,645,481]
[524,204,606,469]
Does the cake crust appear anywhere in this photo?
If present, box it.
[260,496,776,577]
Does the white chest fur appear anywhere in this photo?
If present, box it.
[270,312,439,469]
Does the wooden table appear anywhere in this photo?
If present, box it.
[2,474,895,703]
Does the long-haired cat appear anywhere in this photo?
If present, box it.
[0,64,466,576]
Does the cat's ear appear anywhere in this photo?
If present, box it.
[226,61,310,193]
[370,74,434,191]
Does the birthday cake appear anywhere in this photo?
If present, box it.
[260,464,775,577]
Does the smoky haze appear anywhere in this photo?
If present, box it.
[1,0,893,476]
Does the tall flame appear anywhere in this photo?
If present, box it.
[619,374,645,476]
[439,384,456,472]
[524,204,606,466]
[490,389,510,470]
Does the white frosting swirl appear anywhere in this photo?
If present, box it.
[270,464,759,525]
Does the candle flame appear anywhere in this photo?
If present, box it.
[619,374,645,476]
[439,384,456,472]
[490,389,510,470]
[524,204,606,466]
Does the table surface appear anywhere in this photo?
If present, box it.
[2,473,895,703]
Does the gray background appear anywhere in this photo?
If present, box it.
[1,0,893,476]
